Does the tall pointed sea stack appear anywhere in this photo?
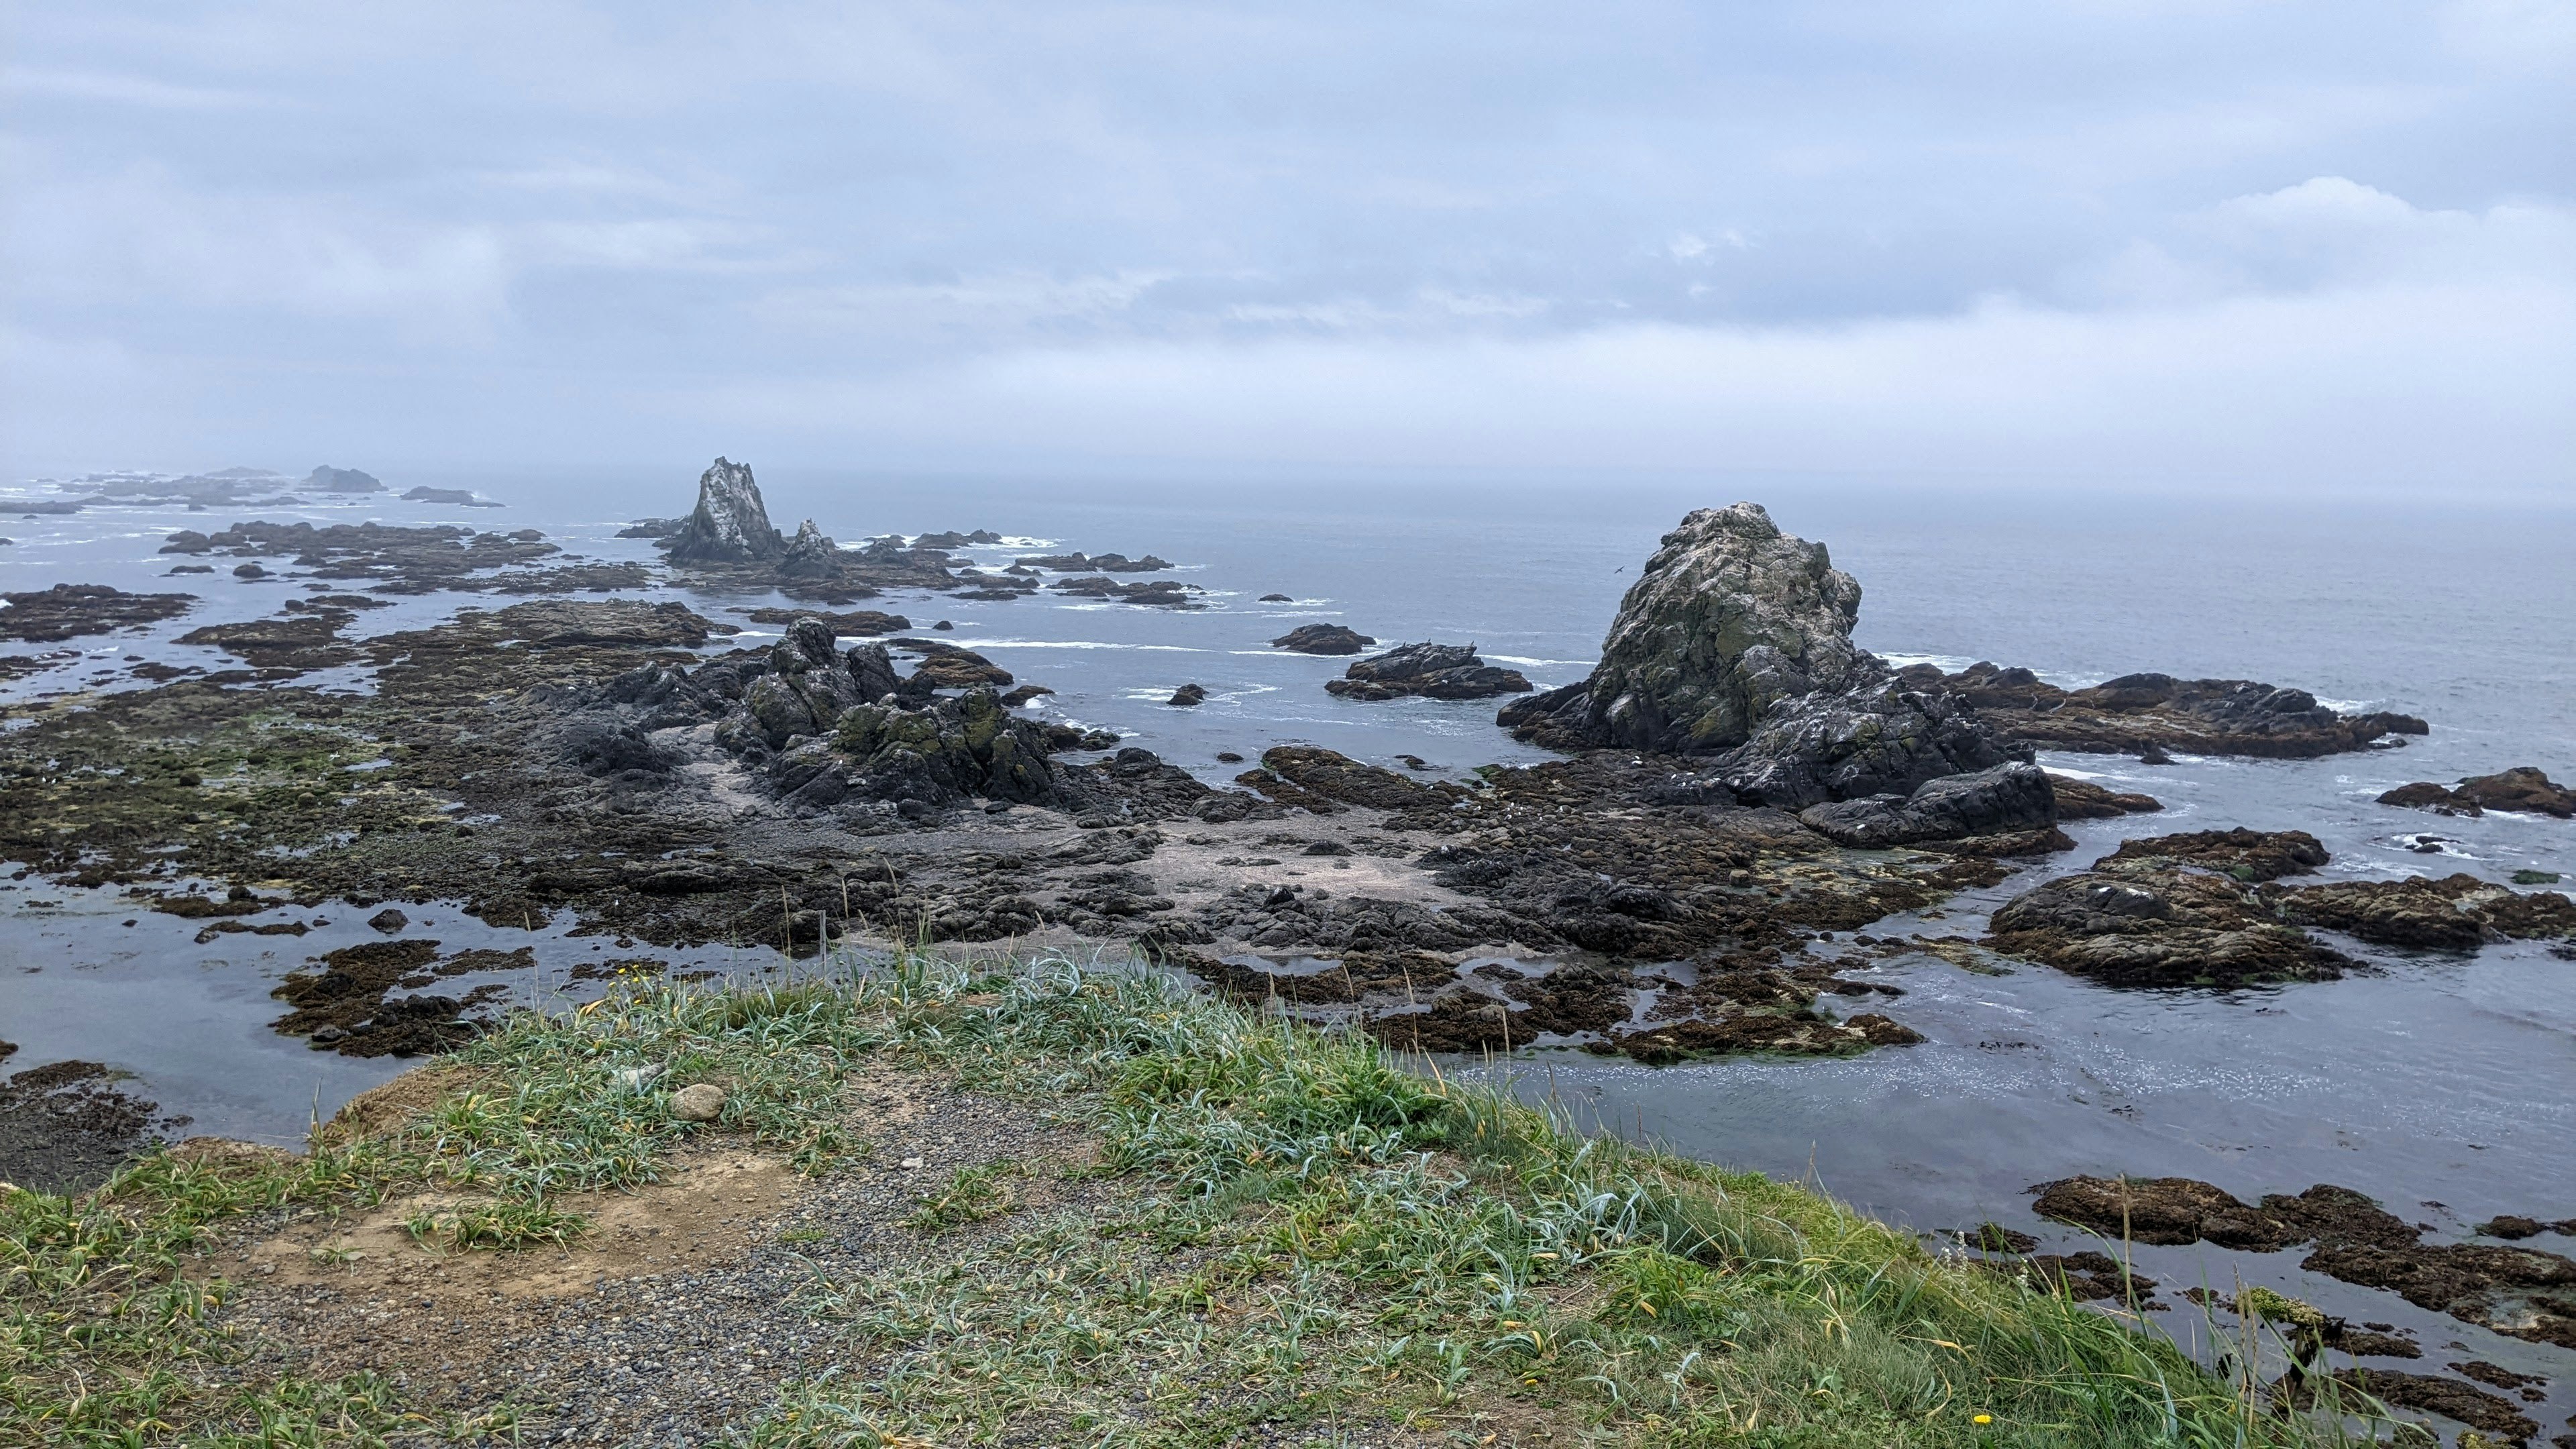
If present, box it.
[1502,502,2021,806]
[665,458,786,564]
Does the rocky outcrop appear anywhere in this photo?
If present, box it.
[2266,873,2576,953]
[665,458,785,564]
[1167,684,1208,707]
[1326,642,1532,702]
[1,583,195,643]
[1983,826,2574,983]
[2379,766,2575,818]
[2047,774,2164,818]
[2033,1175,2576,1356]
[1921,662,2428,759]
[1797,763,2057,849]
[303,466,385,494]
[777,519,842,578]
[1985,869,2355,987]
[1271,623,1377,655]
[1509,503,1873,750]
[1014,551,1171,572]
[1499,504,2024,808]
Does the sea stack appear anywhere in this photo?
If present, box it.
[665,458,786,564]
[1501,502,2019,806]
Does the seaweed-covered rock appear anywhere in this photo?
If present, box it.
[2100,828,2329,883]
[665,458,784,564]
[1,583,196,643]
[1985,871,2353,987]
[1326,642,1532,701]
[828,690,1067,809]
[2267,873,2576,953]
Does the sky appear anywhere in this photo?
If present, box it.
[4,1,2572,494]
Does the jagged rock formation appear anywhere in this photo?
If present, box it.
[1796,763,2057,850]
[665,458,785,564]
[1499,504,2021,808]
[778,519,842,578]
[303,466,384,494]
[1923,662,2428,759]
[1327,642,1532,701]
[2379,766,2574,818]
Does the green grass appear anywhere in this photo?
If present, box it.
[2,953,2384,1447]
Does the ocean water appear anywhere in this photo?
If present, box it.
[5,469,2573,1396]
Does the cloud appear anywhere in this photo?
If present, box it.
[1,3,2569,491]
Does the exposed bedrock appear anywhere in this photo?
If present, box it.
[2033,1175,2576,1356]
[1271,623,1377,655]
[1326,641,1532,701]
[2381,765,2575,819]
[1982,828,2576,985]
[1498,504,2023,807]
[1796,762,2058,849]
[664,456,785,564]
[1923,661,2429,759]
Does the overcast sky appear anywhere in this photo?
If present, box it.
[5,2,2571,493]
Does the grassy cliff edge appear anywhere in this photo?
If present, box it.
[3,956,2377,1447]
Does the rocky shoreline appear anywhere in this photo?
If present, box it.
[7,468,2573,1435]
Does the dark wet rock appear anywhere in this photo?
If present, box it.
[616,517,684,539]
[2037,1175,2576,1355]
[1326,641,1532,702]
[0,1059,187,1195]
[2453,1360,2548,1398]
[2268,873,2576,953]
[176,612,360,672]
[2380,781,2481,816]
[741,606,909,635]
[159,519,621,594]
[1244,746,1463,814]
[665,457,785,564]
[932,620,954,631]
[304,465,384,494]
[778,519,842,578]
[2033,1176,2306,1250]
[2301,1368,2537,1443]
[2102,827,2330,883]
[1167,683,1207,706]
[896,640,1014,691]
[1014,551,1171,572]
[1259,592,1293,602]
[402,486,502,507]
[367,907,409,933]
[999,684,1054,706]
[1047,576,1203,608]
[0,583,195,643]
[1271,623,1377,655]
[1797,763,2056,849]
[1927,661,2429,759]
[233,562,272,579]
[2047,774,2164,818]
[1986,871,2353,987]
[2384,767,2575,820]
[914,529,1002,548]
[271,940,499,1057]
[2012,1251,2157,1303]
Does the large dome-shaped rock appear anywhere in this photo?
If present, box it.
[1582,502,1872,751]
[665,458,785,564]
[1501,503,2021,806]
